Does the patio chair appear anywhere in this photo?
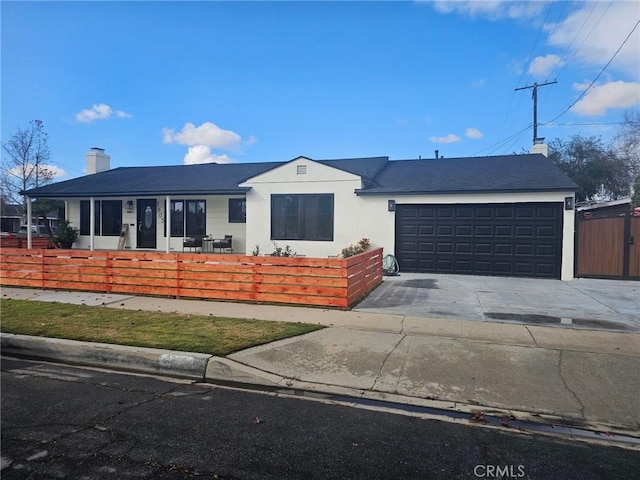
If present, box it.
[182,235,203,253]
[212,235,233,253]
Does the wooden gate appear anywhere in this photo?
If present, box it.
[576,211,640,280]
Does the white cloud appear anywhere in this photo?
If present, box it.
[430,134,461,144]
[162,122,242,150]
[46,165,67,179]
[465,127,483,139]
[9,163,66,180]
[76,103,131,123]
[528,54,564,77]
[546,2,640,76]
[571,81,640,116]
[183,145,233,165]
[430,1,546,20]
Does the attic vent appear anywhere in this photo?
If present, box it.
[297,165,307,175]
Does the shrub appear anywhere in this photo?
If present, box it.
[270,242,296,257]
[54,220,79,249]
[340,238,370,258]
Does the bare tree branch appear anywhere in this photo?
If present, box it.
[1,119,53,211]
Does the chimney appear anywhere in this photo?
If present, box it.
[86,147,111,174]
[435,150,439,159]
[530,138,548,157]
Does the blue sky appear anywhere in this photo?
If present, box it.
[2,1,639,181]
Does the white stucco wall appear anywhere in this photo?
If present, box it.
[358,191,575,281]
[65,195,249,253]
[243,158,373,258]
[60,164,575,280]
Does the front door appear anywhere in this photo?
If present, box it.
[136,199,156,249]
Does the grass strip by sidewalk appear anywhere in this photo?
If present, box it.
[0,298,324,356]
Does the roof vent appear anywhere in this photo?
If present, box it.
[297,165,307,175]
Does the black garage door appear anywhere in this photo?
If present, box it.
[396,203,563,278]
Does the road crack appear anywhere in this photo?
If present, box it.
[524,326,540,347]
[558,350,586,420]
[371,334,406,391]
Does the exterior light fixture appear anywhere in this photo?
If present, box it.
[125,201,134,213]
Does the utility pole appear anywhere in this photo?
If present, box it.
[515,80,557,144]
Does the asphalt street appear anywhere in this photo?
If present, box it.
[2,357,638,480]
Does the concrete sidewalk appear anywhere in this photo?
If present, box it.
[1,286,639,435]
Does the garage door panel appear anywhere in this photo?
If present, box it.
[515,225,534,237]
[495,244,512,255]
[437,242,453,253]
[515,207,535,219]
[417,207,435,219]
[455,225,473,236]
[396,202,563,278]
[495,225,513,236]
[418,225,434,235]
[475,226,492,236]
[400,225,417,235]
[419,242,434,253]
[456,243,473,254]
[475,243,492,254]
[515,244,534,255]
[536,226,557,237]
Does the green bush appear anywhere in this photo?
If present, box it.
[54,220,78,249]
[340,238,370,258]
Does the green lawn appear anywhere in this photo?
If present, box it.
[0,298,323,356]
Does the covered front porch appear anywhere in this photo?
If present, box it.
[22,194,247,254]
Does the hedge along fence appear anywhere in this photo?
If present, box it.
[0,247,383,309]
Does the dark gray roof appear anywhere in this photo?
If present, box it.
[23,153,576,198]
[357,154,577,195]
[24,162,282,198]
[1,204,24,217]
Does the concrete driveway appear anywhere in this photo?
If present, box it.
[354,273,640,332]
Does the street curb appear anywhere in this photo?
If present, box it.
[3,333,639,447]
[0,333,212,380]
[206,356,285,386]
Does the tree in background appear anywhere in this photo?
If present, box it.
[614,109,640,179]
[632,174,640,208]
[1,120,54,212]
[615,109,640,208]
[548,135,632,202]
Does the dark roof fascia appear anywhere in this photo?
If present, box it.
[26,188,251,199]
[355,187,578,196]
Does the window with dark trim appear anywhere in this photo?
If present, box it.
[79,200,121,236]
[169,200,184,237]
[101,200,122,236]
[229,198,246,223]
[166,199,206,237]
[271,194,334,241]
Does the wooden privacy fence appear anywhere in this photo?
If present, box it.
[575,213,640,280]
[0,247,383,308]
[0,237,53,249]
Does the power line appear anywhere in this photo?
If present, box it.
[542,18,640,127]
[546,122,624,127]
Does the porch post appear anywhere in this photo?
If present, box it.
[165,195,171,253]
[26,197,33,249]
[89,197,95,251]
